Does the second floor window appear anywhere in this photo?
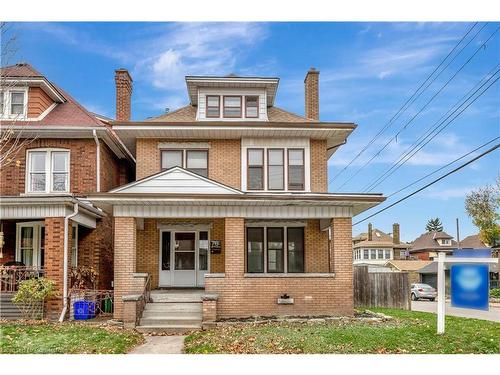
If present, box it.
[268,149,284,190]
[161,149,208,177]
[245,96,259,118]
[288,149,305,190]
[247,149,264,190]
[223,96,242,118]
[27,149,70,193]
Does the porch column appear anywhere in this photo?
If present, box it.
[330,217,353,311]
[224,218,245,278]
[44,217,72,321]
[113,217,137,321]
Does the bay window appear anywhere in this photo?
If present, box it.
[27,149,69,193]
[267,149,284,190]
[247,149,264,190]
[288,149,305,190]
[223,96,242,118]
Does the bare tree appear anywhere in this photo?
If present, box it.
[0,22,37,168]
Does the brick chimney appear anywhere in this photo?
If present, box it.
[368,223,373,241]
[115,68,133,121]
[393,223,400,244]
[304,67,319,121]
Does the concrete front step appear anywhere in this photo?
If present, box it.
[141,310,202,319]
[150,294,204,303]
[143,302,202,313]
[139,317,202,326]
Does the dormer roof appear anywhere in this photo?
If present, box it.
[185,75,279,106]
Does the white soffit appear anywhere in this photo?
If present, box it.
[109,167,243,195]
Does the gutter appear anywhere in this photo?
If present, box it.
[58,203,79,323]
[92,130,101,192]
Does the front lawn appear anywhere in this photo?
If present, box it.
[185,308,500,354]
[0,321,144,354]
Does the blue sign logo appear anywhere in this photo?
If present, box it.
[450,249,490,311]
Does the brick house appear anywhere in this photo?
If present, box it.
[88,67,385,329]
[0,63,134,320]
[409,231,457,260]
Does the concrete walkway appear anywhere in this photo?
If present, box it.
[129,335,186,354]
[412,301,500,322]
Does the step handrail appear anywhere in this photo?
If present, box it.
[136,273,152,326]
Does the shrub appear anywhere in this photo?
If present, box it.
[490,288,500,298]
[70,266,98,290]
[13,277,59,319]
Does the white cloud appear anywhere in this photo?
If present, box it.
[424,186,476,200]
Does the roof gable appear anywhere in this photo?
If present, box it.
[110,167,243,195]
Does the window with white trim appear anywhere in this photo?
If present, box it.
[27,149,70,193]
[0,89,27,118]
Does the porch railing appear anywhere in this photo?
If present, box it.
[135,274,152,325]
[0,266,45,292]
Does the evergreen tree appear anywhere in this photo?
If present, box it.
[426,218,444,232]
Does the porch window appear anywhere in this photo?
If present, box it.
[199,231,208,271]
[288,149,304,190]
[246,227,264,273]
[287,227,304,272]
[161,231,171,271]
[245,96,259,118]
[223,96,242,118]
[377,249,384,259]
[27,149,69,193]
[370,249,377,259]
[267,227,284,273]
[363,249,369,259]
[206,95,220,118]
[247,149,264,190]
[267,149,284,190]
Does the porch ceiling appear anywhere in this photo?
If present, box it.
[88,192,385,218]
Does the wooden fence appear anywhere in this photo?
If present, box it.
[354,266,411,310]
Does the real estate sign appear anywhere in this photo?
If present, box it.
[450,249,491,311]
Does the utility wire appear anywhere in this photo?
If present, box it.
[386,136,500,199]
[337,25,499,190]
[328,22,480,185]
[353,143,500,226]
[362,64,500,191]
[329,22,480,184]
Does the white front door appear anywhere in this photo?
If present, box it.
[16,221,45,267]
[159,230,210,287]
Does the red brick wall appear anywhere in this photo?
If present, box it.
[205,216,354,318]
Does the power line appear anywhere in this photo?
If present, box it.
[362,64,500,191]
[328,22,480,185]
[353,143,500,226]
[337,25,499,190]
[386,136,500,199]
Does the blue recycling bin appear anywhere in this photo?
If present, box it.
[73,300,96,320]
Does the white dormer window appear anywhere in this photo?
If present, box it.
[0,88,28,118]
[439,239,450,245]
[245,96,259,118]
[206,95,220,118]
[223,96,242,118]
[26,149,70,193]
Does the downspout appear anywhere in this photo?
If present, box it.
[58,202,79,322]
[92,130,101,192]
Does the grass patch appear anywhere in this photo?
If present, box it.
[0,321,144,354]
[185,308,500,354]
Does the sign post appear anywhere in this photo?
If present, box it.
[436,250,497,335]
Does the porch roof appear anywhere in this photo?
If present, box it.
[88,192,385,218]
[0,195,105,228]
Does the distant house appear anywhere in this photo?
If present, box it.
[384,260,432,284]
[459,234,488,248]
[353,223,410,265]
[409,231,457,260]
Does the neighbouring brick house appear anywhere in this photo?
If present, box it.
[0,63,134,320]
[409,231,457,260]
[352,222,410,265]
[88,67,385,328]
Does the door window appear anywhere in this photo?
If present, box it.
[199,231,208,271]
[20,226,34,266]
[174,232,195,270]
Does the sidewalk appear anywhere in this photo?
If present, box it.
[411,301,500,322]
[129,335,186,354]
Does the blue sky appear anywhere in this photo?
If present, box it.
[5,22,499,242]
